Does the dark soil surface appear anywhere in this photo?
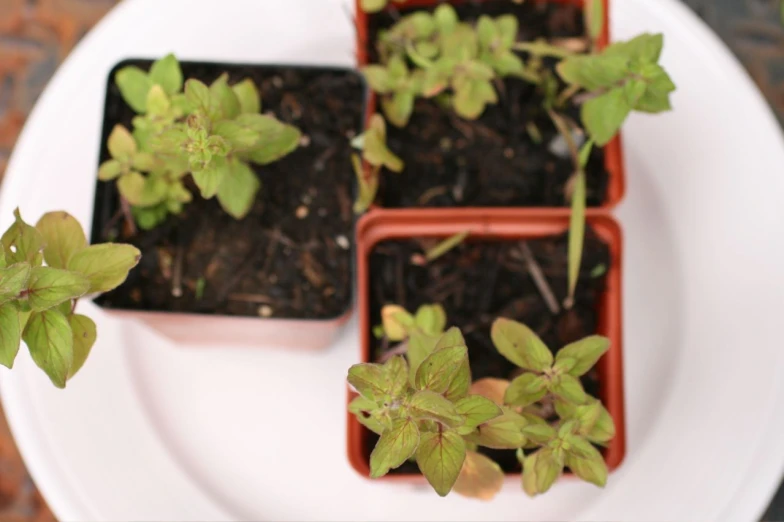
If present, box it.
[91,62,365,320]
[364,229,611,473]
[365,1,610,208]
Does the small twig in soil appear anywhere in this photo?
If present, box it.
[416,185,450,206]
[171,244,184,298]
[515,242,561,315]
[227,293,275,304]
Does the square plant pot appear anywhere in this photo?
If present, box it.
[347,208,625,483]
[91,59,367,348]
[354,0,625,210]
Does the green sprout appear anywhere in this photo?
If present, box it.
[364,5,532,125]
[351,305,614,499]
[351,113,404,213]
[101,54,301,229]
[0,209,140,388]
[556,33,676,145]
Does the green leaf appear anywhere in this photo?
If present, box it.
[210,74,241,120]
[117,171,167,207]
[491,318,553,372]
[360,0,387,13]
[348,395,377,414]
[2,209,45,265]
[469,408,527,449]
[370,418,420,478]
[567,170,586,304]
[239,114,301,165]
[149,54,183,95]
[570,400,616,444]
[416,430,466,496]
[556,55,629,91]
[348,363,386,401]
[453,450,505,500]
[115,66,152,113]
[504,373,548,407]
[145,84,171,116]
[67,314,96,380]
[107,125,137,160]
[35,211,88,270]
[606,32,663,63]
[0,302,21,368]
[381,90,415,128]
[555,335,610,376]
[213,120,261,151]
[414,304,446,336]
[26,267,90,312]
[409,390,463,427]
[522,448,564,496]
[232,79,261,114]
[564,439,608,487]
[384,355,409,398]
[380,304,414,341]
[67,243,141,294]
[415,344,468,395]
[362,66,391,94]
[513,40,573,59]
[522,423,557,445]
[184,79,213,113]
[634,63,676,113]
[432,328,471,401]
[98,160,123,181]
[407,330,440,384]
[551,374,588,404]
[132,152,158,172]
[23,310,73,388]
[453,79,497,119]
[434,4,458,34]
[216,159,260,220]
[0,263,31,304]
[581,87,631,146]
[477,16,498,48]
[363,114,404,172]
[455,395,502,430]
[191,156,229,199]
[585,0,605,43]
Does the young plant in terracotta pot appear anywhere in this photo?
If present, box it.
[347,209,624,498]
[0,209,139,387]
[91,55,366,348]
[352,0,675,212]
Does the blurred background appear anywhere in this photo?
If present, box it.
[0,0,782,520]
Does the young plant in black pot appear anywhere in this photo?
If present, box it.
[92,55,365,347]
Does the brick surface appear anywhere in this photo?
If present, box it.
[1,0,784,520]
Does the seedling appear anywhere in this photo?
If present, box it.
[556,33,676,145]
[364,5,530,125]
[0,209,140,388]
[100,54,301,229]
[351,114,404,213]
[350,305,614,499]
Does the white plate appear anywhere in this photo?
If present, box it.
[2,0,784,520]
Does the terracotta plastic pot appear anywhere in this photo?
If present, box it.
[90,59,363,349]
[354,0,625,210]
[347,208,626,482]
